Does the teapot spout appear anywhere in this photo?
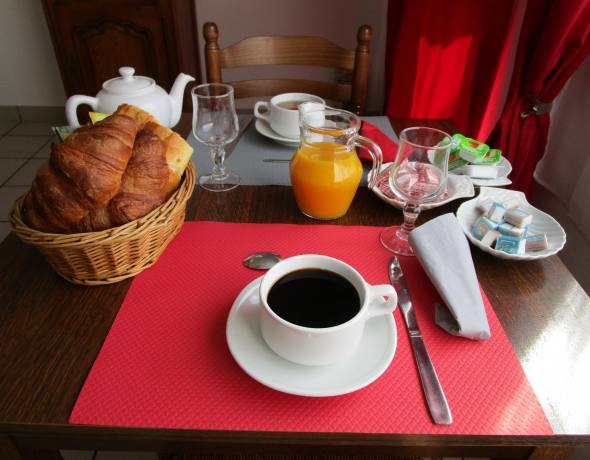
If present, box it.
[168,73,195,127]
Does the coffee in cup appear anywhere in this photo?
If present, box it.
[259,254,397,366]
[267,268,360,328]
[254,93,325,139]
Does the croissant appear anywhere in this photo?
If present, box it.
[24,105,193,233]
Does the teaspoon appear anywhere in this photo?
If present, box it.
[242,252,282,270]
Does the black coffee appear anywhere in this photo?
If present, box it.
[267,269,360,328]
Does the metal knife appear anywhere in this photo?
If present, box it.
[389,256,452,425]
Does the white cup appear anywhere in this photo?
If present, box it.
[254,93,325,139]
[259,255,397,366]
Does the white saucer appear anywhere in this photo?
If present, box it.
[255,118,300,147]
[226,277,397,397]
[370,163,475,210]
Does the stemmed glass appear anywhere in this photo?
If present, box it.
[380,127,452,256]
[192,83,240,192]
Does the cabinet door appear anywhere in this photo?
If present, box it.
[43,0,198,97]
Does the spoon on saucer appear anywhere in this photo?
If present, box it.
[242,252,282,270]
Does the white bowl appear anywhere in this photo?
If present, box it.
[456,187,566,260]
[370,163,475,210]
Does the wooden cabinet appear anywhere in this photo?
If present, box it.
[43,0,200,101]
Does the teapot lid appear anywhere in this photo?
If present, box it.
[102,67,155,95]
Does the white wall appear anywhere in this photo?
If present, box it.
[0,0,66,106]
[0,0,387,111]
[194,0,388,113]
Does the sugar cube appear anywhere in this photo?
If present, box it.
[477,196,494,213]
[487,202,507,224]
[471,216,498,240]
[525,234,549,252]
[495,235,525,255]
[498,222,527,238]
[504,208,533,228]
[481,230,501,247]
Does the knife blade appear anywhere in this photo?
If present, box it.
[389,256,452,425]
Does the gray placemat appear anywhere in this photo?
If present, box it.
[187,115,397,186]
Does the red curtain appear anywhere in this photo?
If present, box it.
[385,0,590,195]
[490,0,590,195]
[385,0,525,139]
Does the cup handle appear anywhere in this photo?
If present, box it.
[349,135,383,190]
[366,284,397,318]
[254,101,271,122]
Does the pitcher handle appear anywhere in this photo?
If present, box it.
[349,135,383,190]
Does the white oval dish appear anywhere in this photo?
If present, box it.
[456,187,566,260]
[370,163,475,210]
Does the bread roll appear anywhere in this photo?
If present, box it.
[24,104,193,233]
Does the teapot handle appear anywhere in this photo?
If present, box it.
[349,135,383,190]
[65,95,99,127]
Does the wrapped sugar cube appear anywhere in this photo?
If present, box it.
[526,234,549,251]
[495,235,525,255]
[471,216,498,240]
[498,222,527,238]
[504,208,533,228]
[477,196,493,213]
[481,230,501,247]
[486,202,506,224]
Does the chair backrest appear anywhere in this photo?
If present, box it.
[203,22,373,114]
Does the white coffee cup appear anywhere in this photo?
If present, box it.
[254,93,325,139]
[259,254,397,366]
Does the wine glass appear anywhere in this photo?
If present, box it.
[380,127,452,256]
[192,83,240,192]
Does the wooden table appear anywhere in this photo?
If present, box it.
[1,116,589,460]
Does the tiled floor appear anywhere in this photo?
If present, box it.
[0,108,61,242]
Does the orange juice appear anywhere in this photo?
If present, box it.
[290,142,363,219]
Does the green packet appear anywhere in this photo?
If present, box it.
[458,137,489,162]
[52,126,76,143]
[448,150,469,171]
[472,148,502,165]
[450,133,465,153]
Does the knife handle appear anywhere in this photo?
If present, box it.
[410,335,453,425]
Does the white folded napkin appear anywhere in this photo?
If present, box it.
[408,213,491,340]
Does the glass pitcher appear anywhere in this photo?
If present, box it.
[290,107,382,220]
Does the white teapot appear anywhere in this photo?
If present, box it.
[65,66,195,128]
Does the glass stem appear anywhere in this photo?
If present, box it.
[398,202,421,240]
[210,145,226,178]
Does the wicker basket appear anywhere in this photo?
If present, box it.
[9,162,196,286]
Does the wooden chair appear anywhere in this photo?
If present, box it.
[202,22,373,114]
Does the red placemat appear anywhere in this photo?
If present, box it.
[70,221,552,435]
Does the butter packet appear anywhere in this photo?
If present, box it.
[472,148,502,165]
[52,125,76,143]
[458,137,490,163]
[448,150,469,171]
